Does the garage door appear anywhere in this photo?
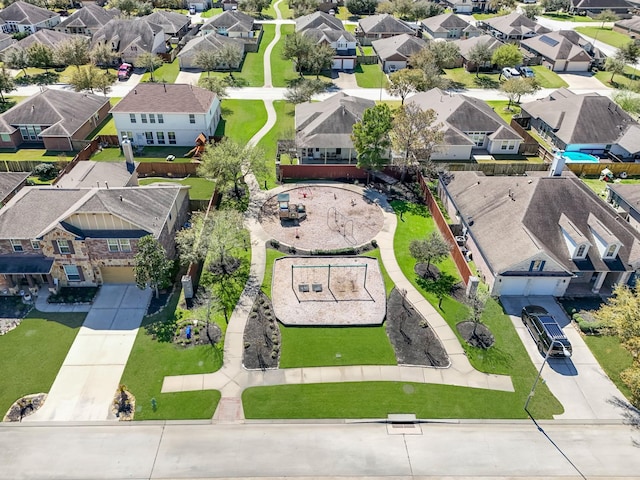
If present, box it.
[101,267,135,284]
[525,278,560,296]
[332,59,343,70]
[496,277,528,296]
[342,59,355,70]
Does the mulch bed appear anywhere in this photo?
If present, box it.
[111,388,136,421]
[47,287,99,304]
[175,321,222,348]
[3,393,46,422]
[385,287,449,367]
[456,321,495,349]
[243,292,281,370]
[146,288,174,316]
[0,296,33,335]
[415,263,467,303]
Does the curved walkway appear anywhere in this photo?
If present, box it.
[261,0,283,88]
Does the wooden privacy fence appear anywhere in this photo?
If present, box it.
[567,162,640,177]
[447,162,548,175]
[136,162,200,177]
[279,164,368,181]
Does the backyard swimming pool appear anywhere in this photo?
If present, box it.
[562,151,600,163]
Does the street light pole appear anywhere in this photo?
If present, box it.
[524,339,571,416]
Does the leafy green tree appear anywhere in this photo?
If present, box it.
[409,48,450,89]
[606,55,626,83]
[0,68,15,103]
[376,0,394,13]
[386,68,425,105]
[218,43,244,77]
[522,4,542,19]
[412,1,443,20]
[198,138,267,197]
[594,9,618,26]
[289,0,320,17]
[238,0,270,15]
[283,78,326,104]
[613,89,640,117]
[409,231,451,271]
[468,40,493,77]
[465,290,491,347]
[492,43,523,78]
[540,0,571,12]
[195,49,221,77]
[488,0,515,11]
[427,41,460,70]
[54,37,90,70]
[351,103,393,173]
[501,77,540,107]
[109,0,153,16]
[94,70,115,96]
[282,32,314,75]
[5,48,29,77]
[134,235,173,298]
[617,42,640,79]
[136,52,162,81]
[90,43,117,69]
[392,0,414,19]
[305,42,334,78]
[346,0,378,15]
[199,76,229,98]
[69,65,101,93]
[26,43,55,71]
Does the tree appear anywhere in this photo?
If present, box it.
[289,0,320,17]
[194,49,220,77]
[109,0,153,16]
[351,103,393,173]
[465,290,491,347]
[26,43,54,71]
[283,78,326,104]
[5,48,29,77]
[90,43,117,69]
[386,68,425,105]
[492,43,523,78]
[412,1,443,20]
[218,43,244,77]
[238,0,269,15]
[613,89,640,118]
[605,55,626,83]
[346,0,377,15]
[618,41,640,78]
[376,0,394,13]
[198,139,267,197]
[392,0,414,20]
[54,37,90,70]
[305,42,334,78]
[69,65,103,93]
[136,52,162,81]
[488,0,515,12]
[199,76,229,98]
[522,4,542,19]
[540,0,571,12]
[409,231,451,272]
[390,102,443,181]
[408,49,450,89]
[427,41,460,70]
[501,77,539,107]
[594,9,618,27]
[94,70,115,96]
[0,68,15,103]
[134,235,173,298]
[468,40,493,77]
[282,32,314,75]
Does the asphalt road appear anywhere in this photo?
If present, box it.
[1,421,639,479]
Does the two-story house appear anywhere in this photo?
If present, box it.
[0,184,190,291]
[142,10,191,42]
[356,13,418,45]
[296,11,357,71]
[54,4,120,36]
[421,13,481,40]
[90,18,166,65]
[0,1,60,35]
[111,83,221,147]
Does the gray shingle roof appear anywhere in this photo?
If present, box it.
[482,12,550,37]
[615,15,640,33]
[90,18,164,55]
[295,92,375,149]
[421,13,473,32]
[371,33,426,61]
[0,172,28,202]
[0,1,58,25]
[301,27,356,44]
[143,10,190,35]
[608,183,640,210]
[177,32,244,60]
[56,4,119,31]
[55,161,136,189]
[202,10,254,33]
[444,171,640,274]
[617,124,640,154]
[521,31,592,63]
[358,13,415,35]
[573,0,632,9]
[520,89,637,145]
[453,34,504,58]
[111,83,217,114]
[0,89,109,138]
[4,29,81,53]
[295,11,343,32]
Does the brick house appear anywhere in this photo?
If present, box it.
[0,89,110,151]
[0,184,190,292]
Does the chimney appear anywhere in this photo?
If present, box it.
[549,150,566,177]
[105,181,109,189]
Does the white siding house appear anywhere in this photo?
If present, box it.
[0,1,60,34]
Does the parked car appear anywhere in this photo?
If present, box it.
[189,5,196,14]
[117,63,134,81]
[502,67,521,79]
[521,305,572,357]
[518,66,535,78]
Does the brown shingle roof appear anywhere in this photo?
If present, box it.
[110,83,217,114]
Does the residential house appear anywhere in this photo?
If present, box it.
[439,169,640,296]
[295,92,375,164]
[2,29,82,61]
[0,1,61,34]
[110,83,221,147]
[453,34,504,71]
[295,10,344,32]
[177,32,245,69]
[356,13,417,45]
[54,4,119,36]
[571,0,632,15]
[0,89,110,151]
[420,13,481,40]
[143,10,190,41]
[55,161,138,189]
[479,12,550,41]
[519,88,640,160]
[221,0,239,11]
[0,184,190,291]
[90,18,166,65]
[614,15,640,35]
[295,11,357,70]
[371,34,427,72]
[0,172,29,206]
[607,183,640,232]
[440,0,475,14]
[408,88,523,160]
[520,31,593,72]
[200,10,262,52]
[0,32,15,52]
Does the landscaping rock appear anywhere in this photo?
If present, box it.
[243,292,281,370]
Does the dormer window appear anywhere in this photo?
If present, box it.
[574,244,588,259]
[529,260,545,272]
[604,244,619,259]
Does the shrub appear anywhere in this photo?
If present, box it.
[371,239,378,248]
[33,163,58,181]
[573,312,607,335]
[270,239,280,249]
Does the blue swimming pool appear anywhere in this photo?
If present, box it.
[561,151,600,163]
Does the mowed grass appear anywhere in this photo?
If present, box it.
[141,59,180,83]
[265,0,292,19]
[271,24,298,87]
[139,176,215,200]
[215,99,268,144]
[0,311,85,417]
[0,149,75,161]
[486,100,521,124]
[530,66,569,88]
[255,100,294,189]
[575,27,633,49]
[355,63,388,88]
[541,13,595,22]
[262,248,288,296]
[595,65,640,90]
[200,7,223,17]
[584,334,634,401]
[91,146,194,163]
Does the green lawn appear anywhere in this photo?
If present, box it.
[575,26,633,49]
[530,66,569,88]
[255,100,294,189]
[365,248,394,296]
[541,13,595,22]
[262,248,288,296]
[271,24,299,87]
[336,6,360,21]
[361,46,375,56]
[581,176,640,197]
[265,0,292,19]
[0,311,86,418]
[91,146,194,163]
[355,63,388,89]
[200,7,223,17]
[15,66,75,83]
[139,176,215,200]
[345,23,357,33]
[141,59,180,83]
[583,335,634,401]
[0,149,75,161]
[215,99,268,145]
[87,115,116,138]
[486,100,521,124]
[473,12,504,21]
[595,65,640,90]
[444,68,501,89]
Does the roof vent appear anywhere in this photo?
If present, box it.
[119,195,123,201]
[134,89,137,94]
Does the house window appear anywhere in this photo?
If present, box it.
[501,143,507,150]
[63,265,81,282]
[149,114,156,124]
[529,260,545,271]
[141,114,148,123]
[107,239,131,252]
[121,131,133,140]
[119,239,131,252]
[57,239,71,254]
[157,114,164,124]
[336,148,341,154]
[168,132,176,144]
[107,239,120,252]
[31,240,40,250]
[156,132,165,144]
[0,133,10,142]
[575,244,586,258]
[145,132,154,144]
[605,244,617,258]
[189,114,196,124]
[10,239,23,252]
[130,114,136,123]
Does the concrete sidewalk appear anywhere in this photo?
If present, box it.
[27,284,151,422]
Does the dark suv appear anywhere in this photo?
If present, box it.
[521,305,572,357]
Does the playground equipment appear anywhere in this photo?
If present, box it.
[184,133,208,159]
[278,193,306,220]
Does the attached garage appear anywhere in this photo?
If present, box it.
[100,267,135,284]
[332,58,355,70]
[494,276,567,296]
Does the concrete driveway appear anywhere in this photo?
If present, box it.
[26,284,151,422]
[501,296,627,420]
[556,72,611,92]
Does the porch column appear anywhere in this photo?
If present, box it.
[617,271,632,287]
[4,274,14,288]
[46,274,54,288]
[592,271,607,293]
[26,275,34,287]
